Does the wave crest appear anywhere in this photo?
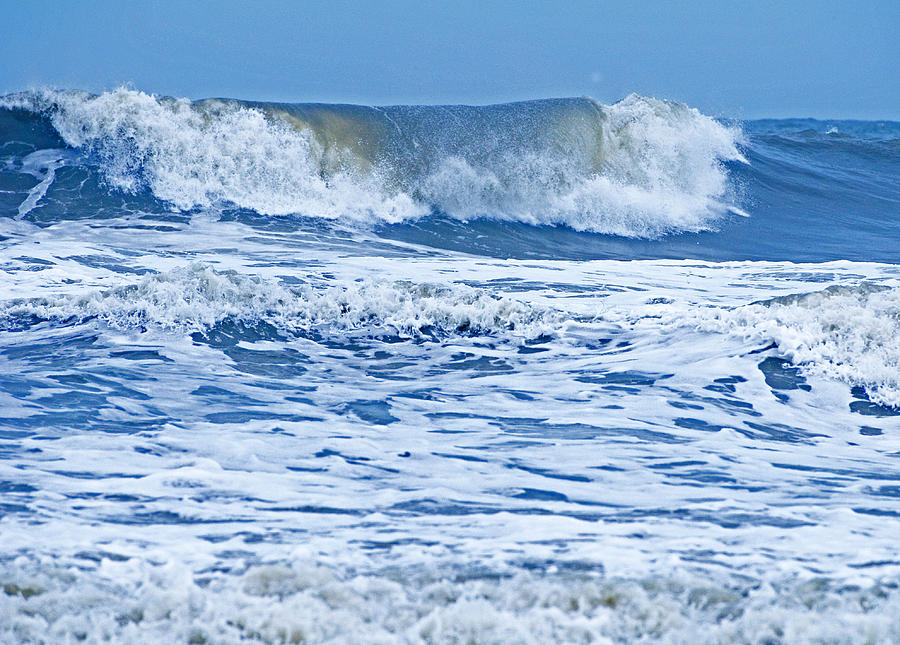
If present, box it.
[0,264,556,338]
[2,88,745,237]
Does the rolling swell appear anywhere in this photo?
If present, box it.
[1,88,744,237]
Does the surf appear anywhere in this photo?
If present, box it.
[1,87,746,237]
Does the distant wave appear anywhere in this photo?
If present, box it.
[1,88,746,237]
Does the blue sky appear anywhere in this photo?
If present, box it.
[2,0,897,119]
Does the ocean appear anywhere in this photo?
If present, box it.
[0,87,899,643]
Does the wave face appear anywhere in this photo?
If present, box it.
[1,88,744,237]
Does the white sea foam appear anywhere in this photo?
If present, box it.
[545,94,746,236]
[15,149,76,218]
[3,559,900,644]
[0,264,556,338]
[3,88,745,236]
[717,283,900,407]
[613,281,900,407]
[3,88,422,221]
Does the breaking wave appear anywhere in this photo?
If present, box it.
[722,283,900,407]
[0,264,557,338]
[616,281,900,407]
[1,88,745,237]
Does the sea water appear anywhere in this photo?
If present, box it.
[0,88,899,643]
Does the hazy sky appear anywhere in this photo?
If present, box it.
[2,0,897,119]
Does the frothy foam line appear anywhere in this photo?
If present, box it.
[3,560,900,644]
[0,264,558,338]
[2,88,746,237]
[5,264,898,404]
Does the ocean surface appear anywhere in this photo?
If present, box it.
[0,88,899,644]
